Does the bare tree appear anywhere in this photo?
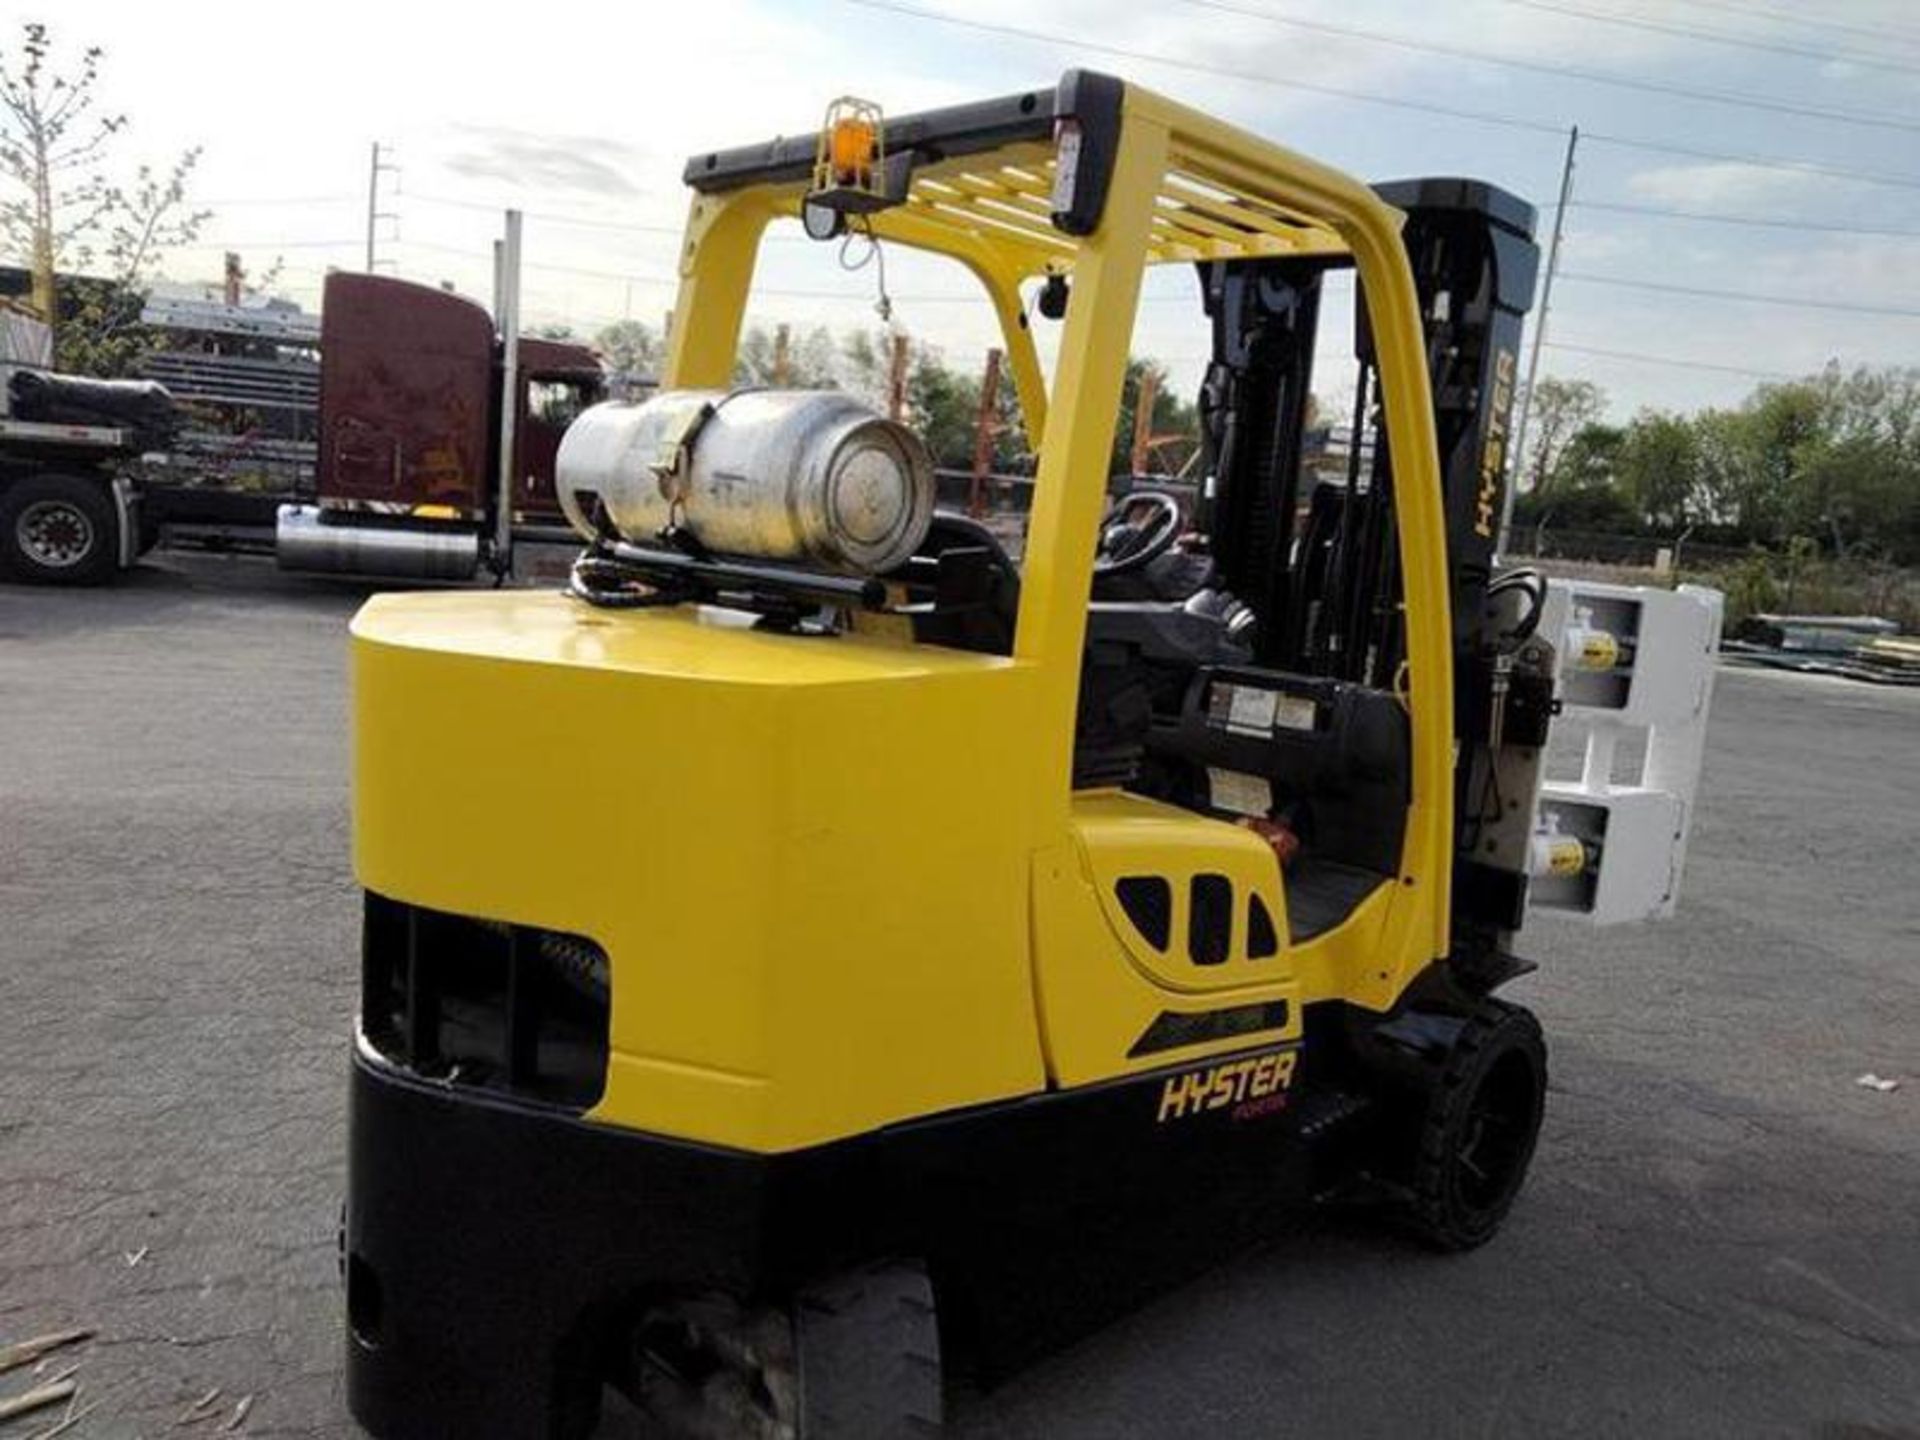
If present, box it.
[0,21,207,366]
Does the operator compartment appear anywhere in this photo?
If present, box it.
[1145,668,1409,940]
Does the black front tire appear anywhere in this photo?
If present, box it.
[0,472,119,585]
[1404,999,1547,1251]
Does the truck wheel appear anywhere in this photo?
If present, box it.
[1404,999,1546,1251]
[0,473,119,585]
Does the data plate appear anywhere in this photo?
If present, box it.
[1210,681,1317,737]
[1207,767,1273,817]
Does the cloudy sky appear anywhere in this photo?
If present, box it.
[36,0,1920,418]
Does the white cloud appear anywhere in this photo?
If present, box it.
[1747,234,1920,302]
[1626,162,1828,212]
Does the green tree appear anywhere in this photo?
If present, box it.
[1548,420,1624,494]
[593,319,660,394]
[1616,411,1700,531]
[836,327,890,408]
[0,21,207,371]
[1520,377,1607,496]
[1802,366,1920,559]
[905,351,976,468]
[733,322,841,387]
[1513,420,1633,534]
[1110,356,1198,477]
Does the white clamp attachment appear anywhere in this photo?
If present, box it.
[1527,580,1725,924]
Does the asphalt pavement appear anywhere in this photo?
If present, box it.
[1,552,1916,1438]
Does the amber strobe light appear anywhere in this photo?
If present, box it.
[814,96,885,193]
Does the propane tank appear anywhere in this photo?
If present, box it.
[556,389,935,575]
[1529,812,1595,878]
[1562,604,1625,673]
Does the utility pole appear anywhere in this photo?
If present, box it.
[968,347,1003,519]
[887,332,910,422]
[365,142,399,273]
[1130,367,1160,476]
[773,323,792,386]
[493,210,523,576]
[1501,124,1578,556]
[222,252,243,307]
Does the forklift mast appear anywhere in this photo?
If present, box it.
[1193,257,1325,668]
[1196,179,1539,683]
[1372,179,1540,661]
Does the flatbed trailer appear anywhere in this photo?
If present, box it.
[0,414,147,581]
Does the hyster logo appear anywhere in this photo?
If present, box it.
[1475,348,1517,539]
[1156,1047,1298,1124]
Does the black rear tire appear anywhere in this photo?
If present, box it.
[1404,999,1547,1251]
[609,1260,942,1440]
[0,472,119,585]
[796,1261,943,1438]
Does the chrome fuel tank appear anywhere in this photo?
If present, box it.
[555,389,934,575]
[275,505,480,581]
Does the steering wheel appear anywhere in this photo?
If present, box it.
[1093,489,1184,576]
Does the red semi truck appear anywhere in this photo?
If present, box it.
[0,271,602,585]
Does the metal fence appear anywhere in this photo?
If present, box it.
[1506,528,1919,629]
[1502,526,1753,572]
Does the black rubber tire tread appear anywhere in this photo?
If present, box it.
[796,1259,943,1439]
[0,471,118,585]
[1405,997,1547,1252]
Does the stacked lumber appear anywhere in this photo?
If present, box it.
[1849,634,1920,683]
[1723,613,1920,686]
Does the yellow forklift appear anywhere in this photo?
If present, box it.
[341,71,1713,1439]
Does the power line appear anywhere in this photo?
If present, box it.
[1578,130,1920,195]
[402,191,829,248]
[397,237,1214,304]
[401,237,680,284]
[1544,339,1797,379]
[175,237,366,251]
[1177,0,1920,134]
[198,195,361,208]
[405,191,685,236]
[1492,0,1920,77]
[1665,0,1920,50]
[1569,198,1920,239]
[844,0,1920,196]
[1560,270,1920,318]
[846,0,1565,137]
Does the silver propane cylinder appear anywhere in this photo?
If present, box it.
[555,389,935,575]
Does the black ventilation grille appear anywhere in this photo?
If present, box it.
[1128,1001,1292,1058]
[1189,873,1233,966]
[1116,876,1173,951]
[361,892,610,1113]
[1247,894,1279,959]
